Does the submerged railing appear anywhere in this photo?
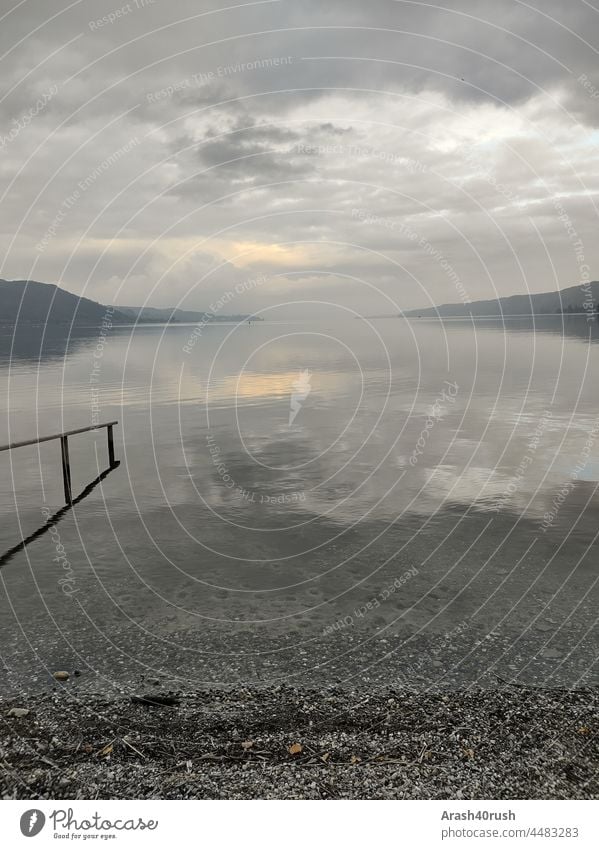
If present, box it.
[0,421,119,505]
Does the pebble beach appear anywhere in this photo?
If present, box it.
[1,685,597,800]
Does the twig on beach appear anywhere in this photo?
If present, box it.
[131,694,180,707]
[120,737,146,760]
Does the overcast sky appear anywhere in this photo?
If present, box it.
[1,0,598,316]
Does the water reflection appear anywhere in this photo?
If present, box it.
[0,316,597,692]
[1,316,597,529]
[428,313,599,344]
[0,324,98,365]
[0,461,120,568]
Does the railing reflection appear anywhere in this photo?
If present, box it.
[0,461,120,569]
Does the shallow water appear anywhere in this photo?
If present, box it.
[0,315,597,693]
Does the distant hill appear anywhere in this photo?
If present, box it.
[118,305,262,323]
[0,280,129,326]
[405,281,599,318]
[0,280,260,327]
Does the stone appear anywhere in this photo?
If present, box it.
[7,707,30,718]
[53,671,70,681]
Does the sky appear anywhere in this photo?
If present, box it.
[0,0,598,317]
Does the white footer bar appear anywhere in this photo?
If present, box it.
[0,800,596,847]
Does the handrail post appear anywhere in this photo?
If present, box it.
[0,421,118,506]
[107,424,116,467]
[60,436,72,505]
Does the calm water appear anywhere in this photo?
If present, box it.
[0,316,597,693]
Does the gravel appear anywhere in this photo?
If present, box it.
[1,685,597,799]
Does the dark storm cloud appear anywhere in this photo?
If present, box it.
[196,121,309,182]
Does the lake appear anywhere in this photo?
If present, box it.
[0,315,597,694]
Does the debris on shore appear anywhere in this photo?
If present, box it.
[1,686,597,799]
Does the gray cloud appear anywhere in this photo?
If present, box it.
[0,0,598,313]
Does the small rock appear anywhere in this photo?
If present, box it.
[73,670,82,677]
[7,707,30,718]
[53,671,69,681]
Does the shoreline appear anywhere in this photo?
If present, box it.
[1,685,597,800]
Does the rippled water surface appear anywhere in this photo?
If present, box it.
[0,316,597,693]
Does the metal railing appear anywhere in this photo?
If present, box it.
[0,421,119,504]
